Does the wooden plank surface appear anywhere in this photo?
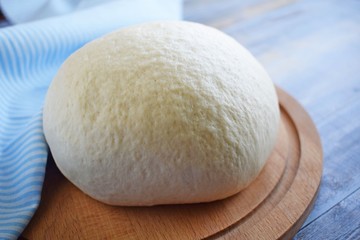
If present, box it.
[184,0,360,239]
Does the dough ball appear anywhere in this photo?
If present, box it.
[43,21,280,206]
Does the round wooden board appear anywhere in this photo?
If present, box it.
[22,87,322,240]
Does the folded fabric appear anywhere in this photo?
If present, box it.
[0,1,182,239]
[0,0,118,24]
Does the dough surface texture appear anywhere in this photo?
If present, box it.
[43,21,280,206]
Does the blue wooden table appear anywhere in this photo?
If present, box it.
[185,0,360,239]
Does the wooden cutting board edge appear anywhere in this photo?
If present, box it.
[277,87,323,240]
[205,87,323,239]
[21,86,323,240]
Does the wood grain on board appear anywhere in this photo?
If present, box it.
[22,88,322,239]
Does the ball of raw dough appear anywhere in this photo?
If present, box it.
[43,21,280,206]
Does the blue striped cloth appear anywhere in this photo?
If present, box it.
[0,1,181,239]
